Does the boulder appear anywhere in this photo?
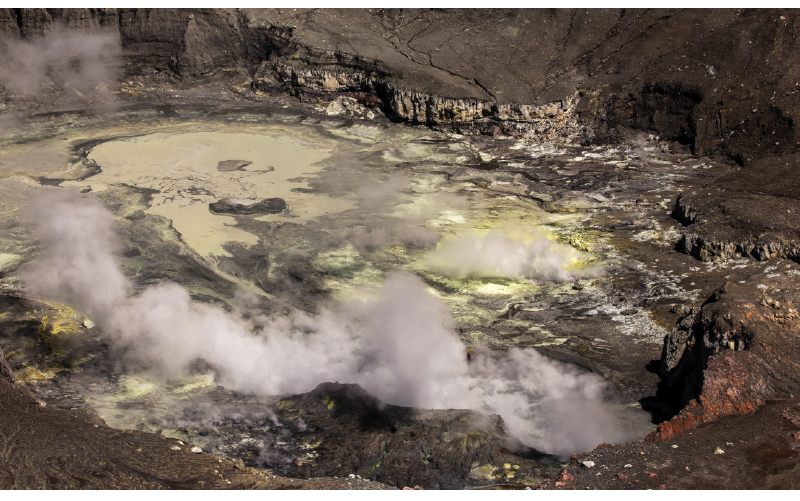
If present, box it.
[209,198,287,215]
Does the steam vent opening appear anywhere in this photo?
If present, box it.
[3,8,800,490]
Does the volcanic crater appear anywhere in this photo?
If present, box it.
[1,8,800,490]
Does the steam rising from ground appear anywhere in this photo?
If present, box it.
[0,27,119,100]
[22,192,128,320]
[356,173,408,210]
[344,174,443,251]
[23,193,648,455]
[428,227,602,282]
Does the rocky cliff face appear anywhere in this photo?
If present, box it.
[260,47,576,125]
[1,8,798,167]
[672,187,800,263]
[650,279,800,442]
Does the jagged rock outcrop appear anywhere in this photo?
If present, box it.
[658,286,751,409]
[672,192,800,262]
[379,83,492,124]
[377,83,577,125]
[263,54,577,125]
[671,194,700,227]
[270,53,384,93]
[649,280,800,442]
[677,232,800,262]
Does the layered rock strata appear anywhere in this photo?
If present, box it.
[264,53,577,125]
[1,8,798,166]
[673,192,800,262]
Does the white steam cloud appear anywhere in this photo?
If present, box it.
[427,227,602,282]
[0,27,119,99]
[23,193,648,456]
[345,173,444,251]
[356,173,408,210]
[22,191,129,320]
[349,224,441,252]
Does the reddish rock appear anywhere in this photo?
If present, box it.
[650,282,800,441]
[556,469,574,482]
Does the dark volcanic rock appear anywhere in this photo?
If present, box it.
[673,190,800,262]
[561,398,800,489]
[209,198,287,215]
[248,8,800,165]
[4,7,800,491]
[716,152,800,199]
[0,350,392,489]
[3,8,799,166]
[275,382,560,489]
[0,351,244,488]
[650,279,800,441]
[217,159,253,171]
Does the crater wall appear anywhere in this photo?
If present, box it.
[1,8,799,166]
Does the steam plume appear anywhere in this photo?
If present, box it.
[356,173,407,210]
[23,193,648,455]
[22,191,129,320]
[427,227,602,282]
[0,27,119,100]
[344,174,442,251]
